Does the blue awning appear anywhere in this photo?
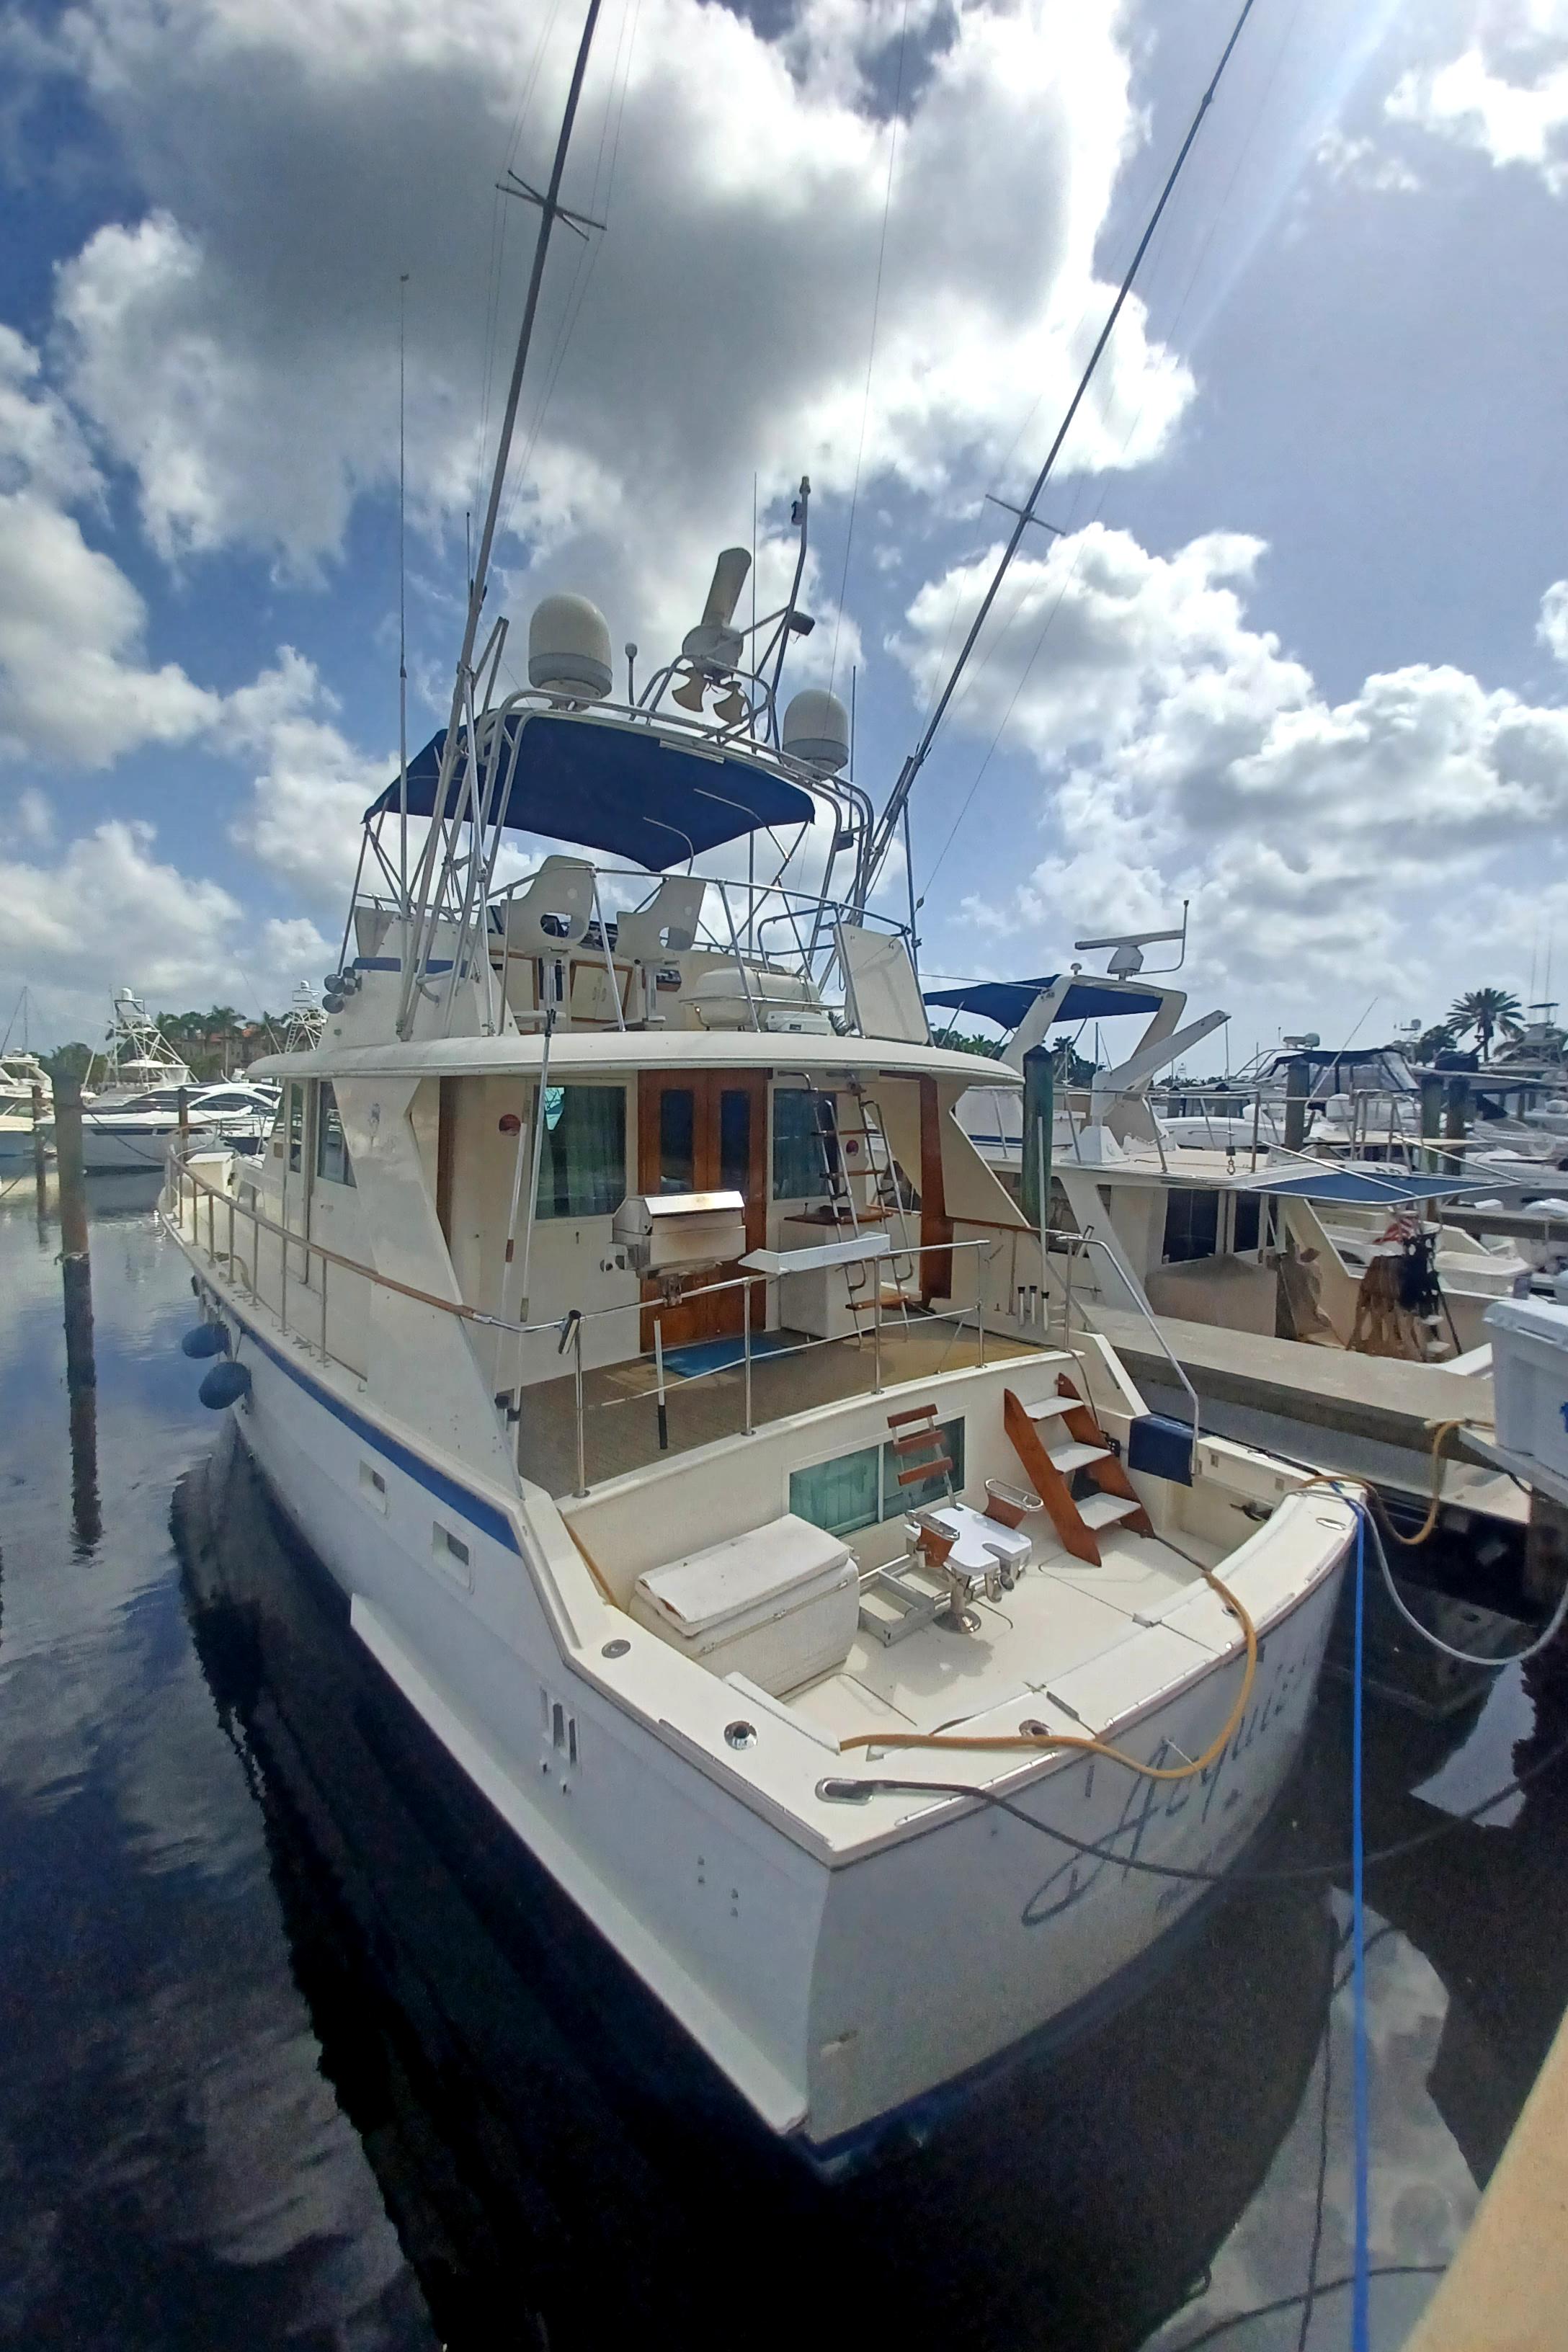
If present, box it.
[367,711,817,870]
[924,976,1167,1030]
[1242,1167,1497,1206]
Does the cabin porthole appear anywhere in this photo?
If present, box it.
[601,1638,631,1659]
[724,1720,757,1750]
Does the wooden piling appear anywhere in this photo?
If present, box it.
[50,1074,100,1545]
[30,1079,47,1219]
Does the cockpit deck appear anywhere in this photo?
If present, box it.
[517,1317,1038,1498]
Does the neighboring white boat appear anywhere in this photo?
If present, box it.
[87,986,194,1105]
[937,963,1523,1361]
[159,542,1355,2162]
[0,1049,51,1163]
[70,1080,278,1173]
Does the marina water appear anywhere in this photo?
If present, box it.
[3,1173,1564,2350]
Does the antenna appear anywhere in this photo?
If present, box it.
[856,0,1260,907]
[397,0,605,1038]
[1074,901,1190,977]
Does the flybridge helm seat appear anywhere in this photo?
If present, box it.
[502,857,597,1022]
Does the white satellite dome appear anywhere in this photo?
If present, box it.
[528,592,612,702]
[781,687,850,773]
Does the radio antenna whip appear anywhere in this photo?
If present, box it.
[398,0,605,1035]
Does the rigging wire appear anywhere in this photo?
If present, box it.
[863,0,1262,900]
[828,0,911,705]
[915,0,1310,906]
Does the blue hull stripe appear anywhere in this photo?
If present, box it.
[213,1289,522,1555]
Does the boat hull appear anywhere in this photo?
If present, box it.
[179,1253,1347,2155]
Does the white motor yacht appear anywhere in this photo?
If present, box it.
[0,1050,52,1163]
[160,540,1355,2163]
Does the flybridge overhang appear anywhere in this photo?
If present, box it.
[924,976,1170,1030]
[368,707,819,871]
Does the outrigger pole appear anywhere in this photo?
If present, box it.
[856,0,1260,912]
[397,0,605,1038]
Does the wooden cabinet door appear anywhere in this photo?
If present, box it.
[636,1072,767,1352]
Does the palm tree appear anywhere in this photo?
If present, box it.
[1412,1021,1458,1063]
[1448,986,1523,1062]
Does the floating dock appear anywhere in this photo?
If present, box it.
[1404,1997,1568,2351]
[1088,1308,1525,1525]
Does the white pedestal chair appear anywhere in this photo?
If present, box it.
[612,876,706,1025]
[501,856,597,1025]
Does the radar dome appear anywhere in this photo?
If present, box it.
[528,593,612,702]
[782,687,850,773]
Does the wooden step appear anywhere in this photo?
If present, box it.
[1046,1440,1112,1475]
[1078,1492,1142,1531]
[1023,1394,1078,1423]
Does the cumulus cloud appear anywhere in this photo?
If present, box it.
[897,524,1568,1007]
[1389,4,1568,195]
[221,648,390,905]
[1538,578,1568,662]
[0,326,219,765]
[40,0,1192,649]
[0,816,331,1043]
[1314,128,1421,195]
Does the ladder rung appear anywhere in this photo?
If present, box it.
[1047,1441,1111,1475]
[1023,1396,1078,1422]
[886,1405,939,1430]
[1078,1492,1141,1531]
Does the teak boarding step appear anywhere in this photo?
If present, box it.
[1003,1378,1153,1566]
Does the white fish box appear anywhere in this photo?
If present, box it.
[633,1513,858,1696]
[1484,1296,1568,1478]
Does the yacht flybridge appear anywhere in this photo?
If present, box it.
[161,0,1353,2160]
[161,564,1355,2157]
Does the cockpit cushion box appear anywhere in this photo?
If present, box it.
[632,1513,859,1696]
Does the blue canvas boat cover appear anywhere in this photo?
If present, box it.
[1241,1167,1497,1206]
[367,711,817,869]
[924,976,1167,1029]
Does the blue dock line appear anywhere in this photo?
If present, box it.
[1351,1505,1370,2352]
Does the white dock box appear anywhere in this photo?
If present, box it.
[632,1513,858,1696]
[1484,1296,1568,1479]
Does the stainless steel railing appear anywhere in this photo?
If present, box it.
[162,1154,1034,1496]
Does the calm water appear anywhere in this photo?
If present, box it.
[3,1176,1566,2351]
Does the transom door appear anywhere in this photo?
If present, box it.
[636,1071,767,1350]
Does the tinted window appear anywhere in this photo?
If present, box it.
[772,1088,835,1199]
[1163,1188,1219,1263]
[658,1088,695,1194]
[1232,1193,1261,1254]
[536,1086,626,1220]
[316,1082,355,1187]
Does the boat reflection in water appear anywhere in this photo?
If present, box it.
[174,1430,1339,2352]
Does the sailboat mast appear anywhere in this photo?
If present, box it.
[858,0,1258,909]
[396,0,604,1037]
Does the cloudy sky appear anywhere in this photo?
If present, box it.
[3,0,1568,1058]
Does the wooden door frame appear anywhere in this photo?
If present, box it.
[636,1070,767,1350]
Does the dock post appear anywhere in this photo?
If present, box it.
[52,1075,101,1547]
[1443,1075,1469,1179]
[1283,1055,1311,1152]
[1525,1489,1568,1616]
[30,1079,47,1219]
